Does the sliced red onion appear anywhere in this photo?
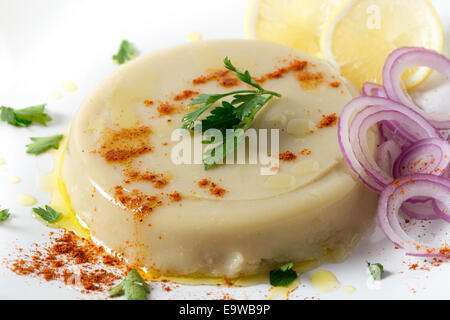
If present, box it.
[378,120,416,146]
[378,174,450,257]
[376,137,448,221]
[362,82,387,98]
[338,96,439,192]
[383,47,420,68]
[361,83,401,147]
[433,200,450,223]
[377,140,401,174]
[382,47,422,83]
[340,47,450,258]
[401,198,440,221]
[392,138,450,178]
[361,82,409,147]
[383,48,450,129]
[353,107,439,188]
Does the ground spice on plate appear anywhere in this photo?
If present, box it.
[4,230,129,295]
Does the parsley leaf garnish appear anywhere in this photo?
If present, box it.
[182,57,282,169]
[26,134,64,155]
[201,102,241,132]
[223,56,264,91]
[367,261,384,280]
[0,209,11,223]
[112,40,137,65]
[270,262,298,287]
[109,269,150,300]
[32,205,61,223]
[0,104,51,127]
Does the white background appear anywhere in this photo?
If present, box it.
[0,0,449,300]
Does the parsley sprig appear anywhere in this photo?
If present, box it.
[110,269,150,300]
[0,104,51,127]
[182,57,282,169]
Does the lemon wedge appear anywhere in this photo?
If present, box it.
[245,0,340,57]
[320,0,443,90]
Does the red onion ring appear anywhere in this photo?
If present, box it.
[395,138,450,221]
[353,107,440,188]
[392,138,450,178]
[377,140,401,174]
[378,119,416,146]
[382,47,422,83]
[378,174,450,257]
[383,48,450,130]
[362,82,387,98]
[361,81,413,146]
[383,47,421,72]
[361,82,404,146]
[402,198,440,221]
[432,200,450,223]
[339,96,439,192]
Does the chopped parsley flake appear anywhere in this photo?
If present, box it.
[112,40,137,65]
[0,209,11,222]
[270,262,298,287]
[26,134,64,155]
[367,261,384,280]
[32,205,61,223]
[0,104,51,127]
[109,269,149,300]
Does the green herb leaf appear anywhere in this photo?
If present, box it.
[26,134,64,155]
[233,94,267,121]
[0,107,23,126]
[203,162,216,171]
[183,93,232,130]
[14,105,52,125]
[181,58,282,169]
[109,269,150,300]
[112,40,136,65]
[200,102,241,132]
[32,205,61,223]
[200,95,272,170]
[0,104,51,127]
[367,261,384,280]
[270,262,298,287]
[0,209,11,222]
[224,57,263,91]
[202,128,245,170]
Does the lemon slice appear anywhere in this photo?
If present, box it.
[320,0,443,90]
[245,0,340,57]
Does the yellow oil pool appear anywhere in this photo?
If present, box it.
[310,270,340,293]
[18,194,37,206]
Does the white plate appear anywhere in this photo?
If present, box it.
[0,0,449,300]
